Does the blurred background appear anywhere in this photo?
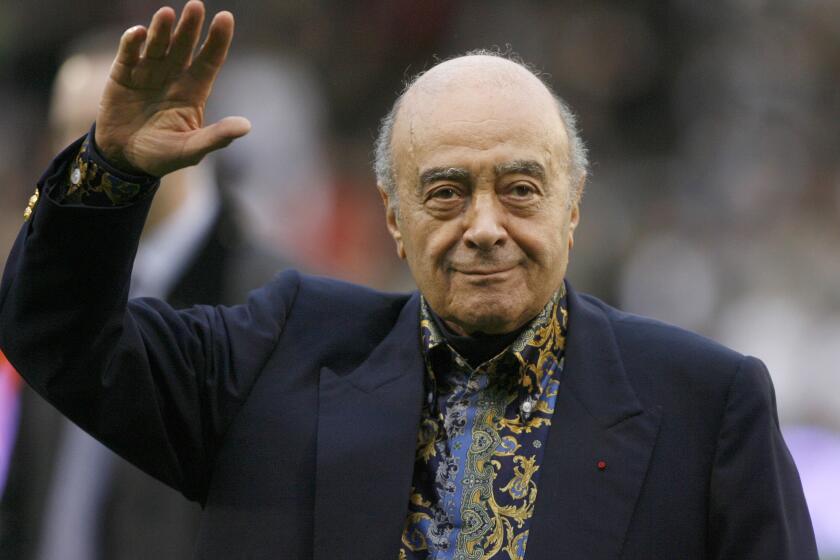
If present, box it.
[0,0,838,557]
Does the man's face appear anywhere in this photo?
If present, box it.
[383,68,580,335]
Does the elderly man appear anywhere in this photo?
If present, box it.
[0,2,817,559]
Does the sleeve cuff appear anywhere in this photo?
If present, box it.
[54,122,159,207]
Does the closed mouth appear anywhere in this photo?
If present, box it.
[454,266,516,276]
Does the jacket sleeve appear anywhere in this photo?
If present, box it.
[707,355,818,559]
[0,142,299,502]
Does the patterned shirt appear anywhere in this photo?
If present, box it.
[400,286,569,560]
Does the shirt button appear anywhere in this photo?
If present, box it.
[521,399,534,414]
[70,167,82,185]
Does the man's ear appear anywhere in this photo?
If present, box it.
[568,176,584,251]
[379,185,405,260]
[568,202,580,251]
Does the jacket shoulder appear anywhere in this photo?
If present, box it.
[291,271,411,319]
[581,293,743,364]
[577,293,748,399]
[262,271,413,366]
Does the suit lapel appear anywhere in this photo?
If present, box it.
[527,287,662,560]
[313,293,424,560]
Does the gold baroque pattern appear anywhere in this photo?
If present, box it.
[60,137,153,206]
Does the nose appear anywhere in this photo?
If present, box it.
[462,192,508,250]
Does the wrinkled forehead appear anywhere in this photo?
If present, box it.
[392,57,569,180]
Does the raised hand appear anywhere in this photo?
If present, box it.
[95,1,251,177]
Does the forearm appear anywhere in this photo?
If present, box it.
[0,132,293,499]
[0,132,155,413]
[0,136,203,492]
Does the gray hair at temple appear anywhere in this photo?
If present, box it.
[373,49,589,209]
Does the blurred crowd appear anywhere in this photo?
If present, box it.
[0,0,838,557]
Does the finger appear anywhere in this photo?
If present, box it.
[168,0,206,69]
[189,11,234,86]
[142,7,176,59]
[110,26,147,85]
[182,116,251,162]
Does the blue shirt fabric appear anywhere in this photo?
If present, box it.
[401,286,569,560]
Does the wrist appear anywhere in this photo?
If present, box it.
[92,123,152,177]
[88,123,157,182]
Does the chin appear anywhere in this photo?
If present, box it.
[446,294,526,335]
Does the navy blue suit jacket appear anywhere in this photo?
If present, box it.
[0,145,818,559]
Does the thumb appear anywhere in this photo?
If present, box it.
[182,116,251,162]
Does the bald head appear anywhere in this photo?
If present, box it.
[403,54,551,99]
[374,51,588,206]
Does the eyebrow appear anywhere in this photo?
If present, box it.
[419,167,472,186]
[417,167,472,196]
[494,160,546,182]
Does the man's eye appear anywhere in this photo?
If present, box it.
[510,184,536,197]
[431,187,459,200]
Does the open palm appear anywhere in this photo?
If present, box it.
[95,1,250,177]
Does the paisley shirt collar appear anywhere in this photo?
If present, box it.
[419,282,568,412]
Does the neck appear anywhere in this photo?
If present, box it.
[433,312,527,368]
[442,319,519,338]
